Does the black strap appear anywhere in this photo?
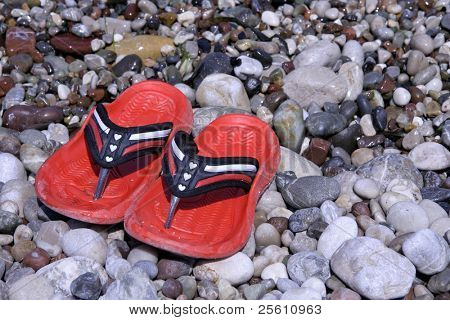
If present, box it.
[84,104,173,168]
[162,131,259,198]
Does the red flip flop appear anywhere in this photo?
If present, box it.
[124,114,280,258]
[35,81,193,224]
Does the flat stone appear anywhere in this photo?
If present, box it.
[106,35,173,60]
[273,100,305,153]
[339,62,364,101]
[50,33,93,55]
[331,237,415,299]
[280,287,322,300]
[101,268,157,300]
[282,176,340,209]
[34,221,69,257]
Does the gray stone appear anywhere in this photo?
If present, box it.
[331,237,415,300]
[288,208,322,232]
[192,106,249,137]
[305,112,347,137]
[0,210,20,234]
[105,256,132,280]
[19,144,49,174]
[34,221,69,257]
[355,154,423,191]
[408,142,450,171]
[317,217,358,259]
[278,147,322,178]
[282,176,340,209]
[101,268,157,300]
[70,272,102,300]
[8,274,54,300]
[287,251,331,285]
[273,100,305,153]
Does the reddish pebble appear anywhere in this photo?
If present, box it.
[5,27,36,56]
[124,4,139,20]
[162,279,183,299]
[352,202,371,217]
[50,33,93,55]
[331,288,361,300]
[23,248,51,271]
[0,76,15,93]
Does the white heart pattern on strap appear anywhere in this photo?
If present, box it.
[109,144,117,152]
[105,156,114,162]
[183,173,192,181]
[178,184,186,191]
[189,162,198,170]
[114,134,122,141]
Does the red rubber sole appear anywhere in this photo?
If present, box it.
[35,81,193,224]
[124,114,280,258]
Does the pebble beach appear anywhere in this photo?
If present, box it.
[0,0,449,300]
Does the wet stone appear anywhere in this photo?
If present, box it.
[305,112,347,137]
[112,54,142,77]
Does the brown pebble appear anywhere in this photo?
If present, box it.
[351,202,371,217]
[50,33,93,55]
[159,12,177,26]
[0,76,15,93]
[303,138,331,166]
[378,75,395,94]
[357,134,385,148]
[5,27,37,57]
[2,105,64,131]
[23,247,51,271]
[88,88,105,102]
[409,86,425,103]
[0,135,21,155]
[267,217,289,234]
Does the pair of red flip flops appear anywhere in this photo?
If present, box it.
[36,81,280,258]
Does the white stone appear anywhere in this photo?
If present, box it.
[234,56,263,80]
[196,73,250,111]
[342,40,364,66]
[386,178,422,203]
[283,66,348,108]
[261,262,288,283]
[278,147,322,178]
[419,199,448,224]
[127,244,158,265]
[177,11,195,27]
[353,178,380,199]
[331,237,416,299]
[319,200,344,224]
[261,11,280,27]
[365,224,395,246]
[57,84,71,100]
[46,123,69,144]
[301,277,326,297]
[402,229,449,275]
[425,78,443,92]
[312,0,331,17]
[194,252,254,286]
[294,40,341,68]
[408,142,450,170]
[317,217,358,259]
[61,228,108,265]
[280,287,322,300]
[339,62,364,101]
[0,153,27,184]
[393,87,411,106]
[379,191,411,212]
[256,191,286,213]
[387,201,429,234]
[174,83,195,103]
[8,274,55,299]
[360,114,377,136]
[430,217,450,237]
[324,8,339,20]
[255,223,281,248]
